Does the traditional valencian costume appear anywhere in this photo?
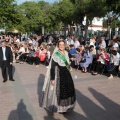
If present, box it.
[41,46,76,113]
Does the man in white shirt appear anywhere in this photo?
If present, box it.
[0,41,15,82]
[67,37,74,45]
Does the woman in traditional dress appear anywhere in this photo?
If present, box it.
[41,40,76,113]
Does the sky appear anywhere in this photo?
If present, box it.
[16,0,56,4]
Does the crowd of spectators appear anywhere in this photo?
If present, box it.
[0,33,120,79]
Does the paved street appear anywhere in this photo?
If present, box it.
[0,63,120,120]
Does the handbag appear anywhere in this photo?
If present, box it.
[80,59,86,63]
[106,63,114,71]
[40,55,46,61]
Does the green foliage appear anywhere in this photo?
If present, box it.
[0,0,119,34]
[105,0,120,14]
[0,0,19,29]
[103,19,120,28]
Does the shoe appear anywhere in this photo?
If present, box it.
[9,79,15,81]
[35,65,39,67]
[3,80,7,83]
[92,73,98,75]
[108,76,113,79]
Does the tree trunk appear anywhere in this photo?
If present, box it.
[64,23,67,38]
[76,24,79,37]
[70,25,73,35]
[108,25,111,39]
[85,16,89,39]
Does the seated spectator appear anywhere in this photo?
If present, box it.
[90,45,96,60]
[112,47,120,58]
[79,45,85,56]
[39,43,47,62]
[92,48,109,75]
[80,47,93,73]
[74,38,80,48]
[26,45,35,64]
[19,44,29,64]
[16,44,25,63]
[46,44,51,65]
[69,45,76,55]
[107,50,119,79]
[70,48,82,70]
[33,47,40,67]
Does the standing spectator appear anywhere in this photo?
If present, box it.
[74,38,80,48]
[0,41,14,82]
[64,35,70,44]
[37,35,43,47]
[16,36,20,43]
[0,37,2,46]
[105,34,109,48]
[28,36,33,44]
[99,36,106,48]
[32,37,36,47]
[67,36,74,45]
[49,42,56,56]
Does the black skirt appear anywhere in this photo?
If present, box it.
[56,65,76,106]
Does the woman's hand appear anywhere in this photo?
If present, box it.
[51,80,55,86]
[70,58,74,61]
[119,66,120,71]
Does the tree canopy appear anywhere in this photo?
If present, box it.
[0,0,119,35]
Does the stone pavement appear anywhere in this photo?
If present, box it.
[0,63,120,120]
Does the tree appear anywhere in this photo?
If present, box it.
[70,0,108,38]
[58,0,74,37]
[17,1,44,33]
[0,0,20,31]
[105,0,120,14]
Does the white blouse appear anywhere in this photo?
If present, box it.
[52,50,70,67]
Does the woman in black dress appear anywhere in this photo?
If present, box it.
[41,40,76,113]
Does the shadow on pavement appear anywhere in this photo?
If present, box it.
[12,65,16,77]
[37,74,45,107]
[89,88,120,119]
[44,109,61,120]
[8,99,33,120]
[37,74,120,120]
